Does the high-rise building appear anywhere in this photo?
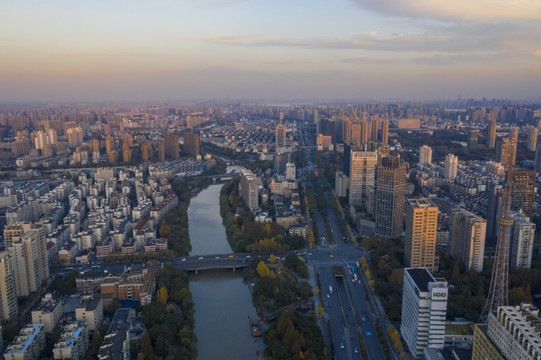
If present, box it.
[47,129,57,145]
[510,212,535,269]
[10,230,43,296]
[105,136,115,155]
[183,131,200,156]
[475,304,541,360]
[92,139,100,154]
[444,154,458,181]
[348,149,377,212]
[418,145,432,165]
[405,199,438,271]
[527,125,539,151]
[285,162,296,181]
[509,128,518,166]
[486,185,503,239]
[535,147,541,172]
[401,268,448,359]
[381,120,389,145]
[275,124,286,148]
[370,117,379,142]
[342,117,351,143]
[141,141,152,162]
[487,121,497,149]
[35,130,48,150]
[467,130,479,149]
[0,252,18,321]
[374,156,406,240]
[360,120,370,144]
[3,223,48,281]
[449,208,486,272]
[510,167,535,218]
[158,142,165,161]
[335,171,349,198]
[496,137,511,165]
[239,169,259,210]
[67,127,83,148]
[164,133,179,160]
[350,122,362,147]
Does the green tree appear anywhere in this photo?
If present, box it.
[141,330,153,357]
[90,331,102,355]
[157,286,169,305]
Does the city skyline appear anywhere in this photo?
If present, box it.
[2,0,541,102]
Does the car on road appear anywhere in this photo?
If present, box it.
[181,258,186,262]
[198,256,203,260]
[354,348,358,353]
[228,255,234,258]
[340,343,344,349]
[330,254,334,258]
[365,331,372,336]
[362,316,366,321]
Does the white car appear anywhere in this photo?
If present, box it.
[198,257,203,260]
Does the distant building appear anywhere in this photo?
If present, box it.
[374,156,406,240]
[510,212,535,269]
[316,134,333,151]
[404,199,438,272]
[164,133,179,160]
[487,121,497,149]
[31,293,63,333]
[419,145,432,165]
[401,268,448,359]
[397,118,420,129]
[348,149,377,212]
[66,127,83,148]
[335,171,349,198]
[449,208,486,272]
[275,124,286,148]
[98,308,133,360]
[53,321,89,360]
[239,169,259,210]
[467,130,479,149]
[75,296,103,331]
[527,125,538,151]
[381,120,389,144]
[444,154,458,181]
[3,324,45,360]
[183,130,200,156]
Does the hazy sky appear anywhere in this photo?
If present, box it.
[1,0,541,102]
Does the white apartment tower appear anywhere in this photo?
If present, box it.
[348,149,377,212]
[401,268,448,359]
[239,168,259,210]
[10,231,43,297]
[511,212,535,269]
[449,208,487,272]
[444,154,458,181]
[419,145,432,165]
[285,162,296,181]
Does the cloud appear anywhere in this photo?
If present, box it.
[535,50,541,58]
[202,32,500,53]
[342,56,398,64]
[348,0,541,21]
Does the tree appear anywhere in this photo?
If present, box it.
[90,331,102,355]
[157,286,169,305]
[316,303,324,317]
[270,254,277,263]
[141,330,153,357]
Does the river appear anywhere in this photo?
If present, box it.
[188,173,266,359]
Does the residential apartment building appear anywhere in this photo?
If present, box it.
[449,208,487,272]
[404,199,438,272]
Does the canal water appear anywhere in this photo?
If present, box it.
[188,174,265,359]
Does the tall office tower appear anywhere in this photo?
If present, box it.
[47,129,57,145]
[105,136,115,155]
[239,169,259,209]
[509,128,518,166]
[285,162,296,181]
[527,125,538,151]
[496,137,510,164]
[348,149,377,212]
[0,252,18,321]
[343,144,353,176]
[473,304,541,360]
[510,212,535,269]
[444,154,458,180]
[370,117,379,142]
[350,122,362,146]
[360,120,370,144]
[275,124,286,148]
[183,131,200,156]
[381,120,389,145]
[67,127,84,148]
[401,268,448,359]
[164,133,179,160]
[10,232,42,296]
[313,109,318,124]
[334,117,344,142]
[418,145,432,165]
[510,167,535,218]
[374,156,406,240]
[449,208,487,272]
[34,130,48,150]
[3,223,48,281]
[487,121,497,149]
[467,130,479,149]
[404,199,438,271]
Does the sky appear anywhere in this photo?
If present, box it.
[1,0,541,102]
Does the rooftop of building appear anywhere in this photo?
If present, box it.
[5,324,44,354]
[77,296,101,312]
[33,293,62,314]
[98,308,132,360]
[406,267,436,292]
